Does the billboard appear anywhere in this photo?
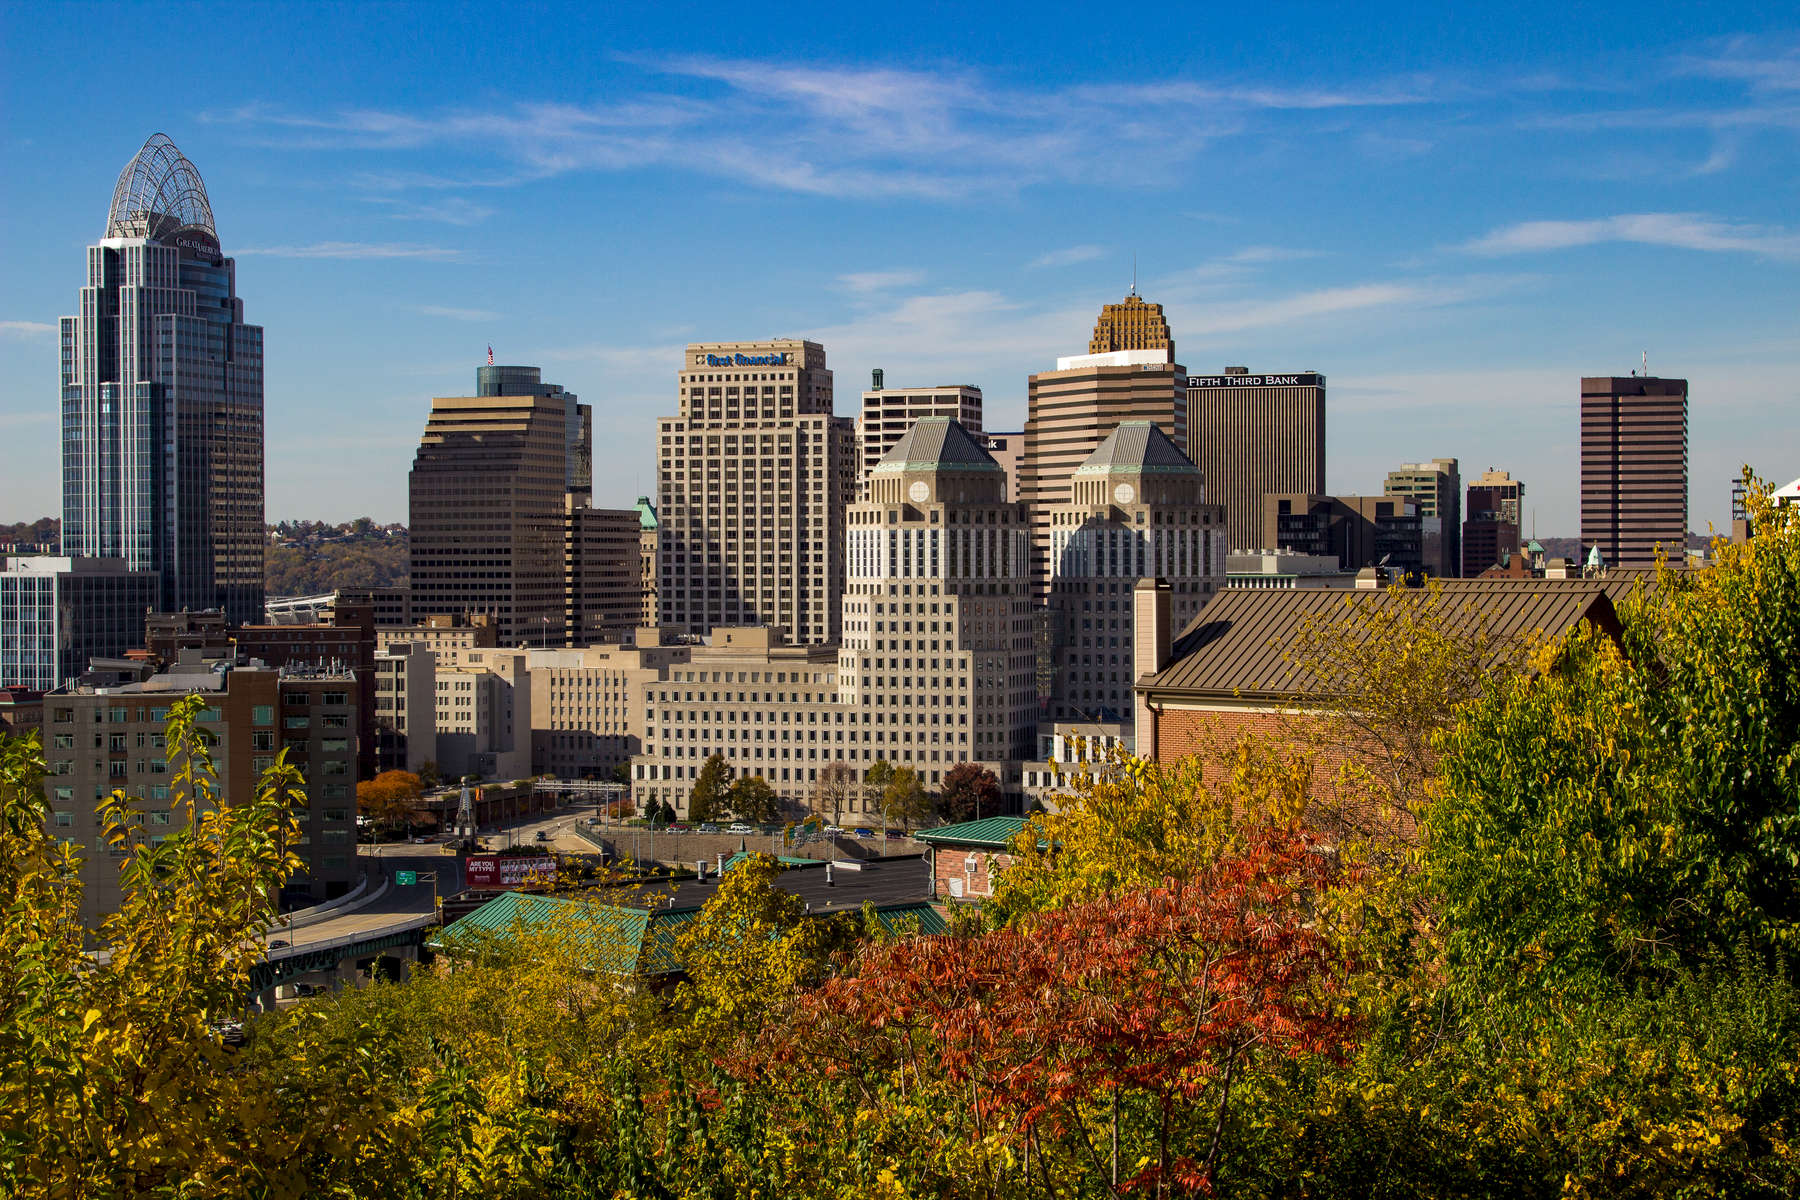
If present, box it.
[465,855,557,890]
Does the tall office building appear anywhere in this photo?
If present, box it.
[1022,294,1186,592]
[1464,467,1525,576]
[1045,423,1224,724]
[409,366,588,647]
[857,374,982,494]
[1261,493,1424,574]
[1186,368,1326,552]
[1580,376,1688,569]
[59,134,263,624]
[656,340,854,645]
[1384,458,1461,577]
[1,557,158,690]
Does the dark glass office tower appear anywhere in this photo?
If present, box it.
[60,134,264,625]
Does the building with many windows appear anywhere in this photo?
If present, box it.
[60,135,265,625]
[857,375,982,494]
[1022,295,1187,593]
[656,340,854,645]
[1384,458,1462,577]
[1581,375,1688,569]
[1,556,157,691]
[633,418,1035,817]
[1185,368,1326,553]
[1464,467,1525,577]
[1045,423,1224,724]
[41,652,359,926]
[1261,493,1424,575]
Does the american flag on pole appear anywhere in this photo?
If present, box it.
[487,345,494,365]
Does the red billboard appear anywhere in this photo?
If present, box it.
[465,855,557,890]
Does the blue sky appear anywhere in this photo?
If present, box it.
[3,1,1797,534]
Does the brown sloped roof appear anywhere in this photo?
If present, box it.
[1142,578,1640,702]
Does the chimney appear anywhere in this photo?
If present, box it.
[715,852,725,876]
[825,860,835,887]
[696,859,706,882]
[1133,578,1172,757]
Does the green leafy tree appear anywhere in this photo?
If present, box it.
[881,766,932,832]
[726,775,780,825]
[935,762,1002,824]
[688,753,730,824]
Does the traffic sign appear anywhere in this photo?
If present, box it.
[395,870,417,886]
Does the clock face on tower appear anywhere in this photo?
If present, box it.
[909,481,930,503]
[1114,482,1136,505]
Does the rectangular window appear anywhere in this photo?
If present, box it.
[53,811,73,828]
[321,760,349,776]
[321,714,348,729]
[321,692,348,706]
[252,731,274,751]
[253,705,274,726]
[284,716,310,730]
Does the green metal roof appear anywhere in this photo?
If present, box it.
[871,416,1000,474]
[915,815,1030,849]
[428,889,945,975]
[634,495,659,530]
[722,851,814,871]
[1071,421,1199,477]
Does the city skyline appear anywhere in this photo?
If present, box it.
[3,2,1798,535]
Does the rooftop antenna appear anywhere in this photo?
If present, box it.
[1130,253,1138,297]
[1642,349,1649,378]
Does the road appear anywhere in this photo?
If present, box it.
[275,846,460,952]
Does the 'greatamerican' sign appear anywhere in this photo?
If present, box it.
[705,352,790,367]
[1187,373,1323,389]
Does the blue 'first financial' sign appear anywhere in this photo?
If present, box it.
[705,352,790,367]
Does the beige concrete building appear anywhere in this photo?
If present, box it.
[523,634,692,780]
[634,497,659,627]
[1022,295,1187,594]
[857,376,982,495]
[656,340,855,645]
[372,641,436,774]
[433,647,531,782]
[633,418,1036,817]
[1046,422,1223,724]
[42,653,360,926]
[1384,458,1461,577]
[1186,368,1326,552]
[376,613,498,669]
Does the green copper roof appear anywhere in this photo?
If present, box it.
[634,496,658,530]
[1072,421,1200,476]
[872,416,1000,474]
[428,888,945,975]
[915,815,1030,848]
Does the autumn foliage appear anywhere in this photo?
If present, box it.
[748,825,1356,1195]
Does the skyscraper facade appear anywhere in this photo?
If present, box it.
[857,378,982,494]
[59,134,264,625]
[1384,458,1461,577]
[1045,423,1224,724]
[1186,368,1326,553]
[1022,295,1187,593]
[409,367,580,647]
[1463,467,1525,576]
[1580,376,1689,569]
[656,340,854,645]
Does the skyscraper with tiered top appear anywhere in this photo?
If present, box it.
[59,134,264,625]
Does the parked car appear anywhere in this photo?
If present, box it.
[727,823,755,834]
[535,830,548,842]
[822,825,844,835]
[853,828,876,840]
[268,939,289,949]
[698,823,721,834]
[885,828,908,839]
[667,823,691,833]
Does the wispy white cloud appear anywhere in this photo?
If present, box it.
[1679,36,1800,92]
[1464,212,1800,260]
[1177,281,1473,337]
[367,195,496,225]
[415,304,500,322]
[208,55,1453,203]
[836,268,927,293]
[0,320,55,339]
[236,242,464,260]
[1028,245,1105,269]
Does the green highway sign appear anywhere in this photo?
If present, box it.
[396,870,417,886]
